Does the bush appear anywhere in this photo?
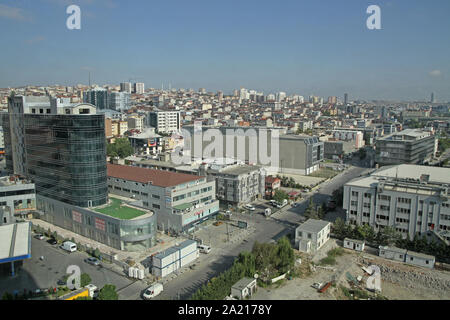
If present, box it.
[98,285,118,300]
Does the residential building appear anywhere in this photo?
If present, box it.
[128,128,162,155]
[147,110,180,134]
[265,176,281,199]
[134,83,145,94]
[120,82,132,94]
[84,87,108,110]
[106,164,219,233]
[108,92,131,111]
[127,115,145,132]
[295,219,331,253]
[343,164,450,241]
[199,160,266,207]
[375,129,436,166]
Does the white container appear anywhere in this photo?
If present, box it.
[137,269,145,280]
[128,267,135,278]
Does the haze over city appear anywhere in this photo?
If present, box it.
[1,0,449,101]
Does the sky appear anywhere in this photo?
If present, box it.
[0,0,449,101]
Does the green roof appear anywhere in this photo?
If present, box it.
[173,202,193,210]
[94,198,147,220]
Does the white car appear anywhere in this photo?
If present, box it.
[34,234,45,240]
[244,204,255,211]
[143,283,163,299]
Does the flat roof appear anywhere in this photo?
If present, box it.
[107,164,203,187]
[0,222,31,263]
[219,164,261,176]
[232,277,256,290]
[93,197,150,220]
[297,219,330,233]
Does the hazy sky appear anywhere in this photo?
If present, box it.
[0,0,449,101]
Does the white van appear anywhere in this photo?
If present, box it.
[198,244,211,254]
[60,241,77,253]
[143,283,163,299]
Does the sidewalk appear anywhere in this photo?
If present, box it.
[29,218,181,266]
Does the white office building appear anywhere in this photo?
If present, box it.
[295,219,331,253]
[343,164,450,242]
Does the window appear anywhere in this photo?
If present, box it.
[351,191,359,197]
[152,204,160,209]
[307,233,312,239]
[152,194,160,199]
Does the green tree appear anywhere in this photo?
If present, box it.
[379,226,401,246]
[97,284,118,300]
[332,218,347,239]
[276,237,295,274]
[332,187,344,206]
[304,198,319,219]
[80,273,92,287]
[273,190,289,203]
[107,138,134,159]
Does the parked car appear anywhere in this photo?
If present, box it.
[47,238,58,245]
[84,257,101,266]
[34,234,45,240]
[143,283,163,300]
[244,204,255,211]
[60,241,77,253]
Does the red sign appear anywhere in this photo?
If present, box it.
[95,217,106,231]
[72,211,82,223]
[194,210,204,216]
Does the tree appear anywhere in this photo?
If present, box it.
[107,138,134,159]
[304,198,319,219]
[332,187,344,207]
[273,190,288,203]
[97,284,118,300]
[276,237,295,274]
[332,218,347,239]
[379,226,401,246]
[80,273,92,287]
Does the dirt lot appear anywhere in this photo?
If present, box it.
[251,246,450,300]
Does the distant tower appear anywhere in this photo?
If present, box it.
[431,92,435,103]
[344,93,348,105]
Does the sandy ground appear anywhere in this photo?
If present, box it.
[250,244,450,300]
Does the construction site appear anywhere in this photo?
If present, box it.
[251,239,450,300]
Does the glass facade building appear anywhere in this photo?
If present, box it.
[24,114,107,207]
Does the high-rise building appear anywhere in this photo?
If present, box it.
[108,91,130,111]
[120,82,132,94]
[4,96,108,208]
[217,90,223,102]
[344,93,348,105]
[134,82,145,94]
[328,96,337,104]
[431,92,435,103]
[276,92,286,102]
[84,87,108,110]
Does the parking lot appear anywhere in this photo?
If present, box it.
[0,235,135,298]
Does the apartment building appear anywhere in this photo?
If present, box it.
[0,175,36,220]
[107,164,219,233]
[200,162,266,207]
[147,110,180,134]
[343,164,450,242]
[375,129,436,166]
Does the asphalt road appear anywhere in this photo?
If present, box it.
[0,236,134,298]
[137,164,373,300]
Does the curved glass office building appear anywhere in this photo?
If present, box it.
[24,114,108,207]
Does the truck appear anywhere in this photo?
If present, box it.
[143,283,163,299]
[60,241,77,253]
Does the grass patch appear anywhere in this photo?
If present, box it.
[319,247,345,265]
[309,168,339,179]
[94,198,146,220]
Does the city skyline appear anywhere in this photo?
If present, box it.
[0,0,449,100]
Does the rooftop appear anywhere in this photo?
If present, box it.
[232,277,256,290]
[107,164,203,187]
[216,164,262,176]
[93,197,150,220]
[296,219,330,233]
[0,222,31,263]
